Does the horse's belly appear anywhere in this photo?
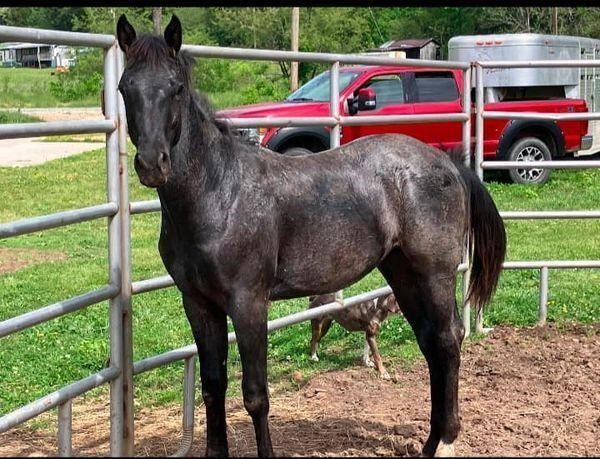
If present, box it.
[270,236,385,300]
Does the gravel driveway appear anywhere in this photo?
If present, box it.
[0,107,106,167]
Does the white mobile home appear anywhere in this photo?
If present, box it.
[0,42,76,68]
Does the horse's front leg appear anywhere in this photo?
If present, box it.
[230,292,274,457]
[183,294,229,457]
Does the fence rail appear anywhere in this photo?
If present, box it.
[0,203,118,239]
[0,24,598,457]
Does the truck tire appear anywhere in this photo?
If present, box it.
[507,137,552,185]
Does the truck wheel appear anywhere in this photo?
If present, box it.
[507,137,552,185]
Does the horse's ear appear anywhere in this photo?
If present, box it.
[117,14,136,53]
[164,15,182,54]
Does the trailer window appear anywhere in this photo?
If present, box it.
[414,72,459,102]
[499,86,566,101]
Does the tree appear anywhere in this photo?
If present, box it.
[384,8,481,58]
[1,7,85,31]
[296,8,376,81]
[152,7,162,35]
[72,7,157,34]
[0,8,9,26]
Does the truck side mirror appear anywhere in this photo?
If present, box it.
[357,87,377,111]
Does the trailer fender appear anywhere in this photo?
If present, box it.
[497,120,565,160]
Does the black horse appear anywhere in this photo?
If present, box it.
[117,15,506,457]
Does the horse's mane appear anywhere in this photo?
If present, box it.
[126,34,235,140]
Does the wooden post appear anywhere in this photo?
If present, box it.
[553,7,558,34]
[153,7,162,35]
[291,7,299,92]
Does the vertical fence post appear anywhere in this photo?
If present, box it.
[57,400,72,457]
[461,65,473,339]
[171,357,197,457]
[329,61,345,304]
[462,249,471,339]
[329,61,340,150]
[462,66,472,168]
[475,63,484,181]
[538,266,549,326]
[116,46,135,456]
[104,42,124,457]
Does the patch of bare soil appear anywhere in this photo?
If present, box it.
[21,108,103,123]
[1,323,599,457]
[0,247,67,274]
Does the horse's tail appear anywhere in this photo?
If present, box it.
[448,150,507,312]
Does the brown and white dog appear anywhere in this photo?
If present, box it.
[308,292,400,379]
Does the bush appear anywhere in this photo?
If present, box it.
[240,75,288,104]
[193,59,288,105]
[49,48,103,102]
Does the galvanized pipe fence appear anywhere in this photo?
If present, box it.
[0,25,131,456]
[0,25,599,456]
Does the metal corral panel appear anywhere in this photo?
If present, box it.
[449,34,587,87]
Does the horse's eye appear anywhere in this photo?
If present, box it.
[175,83,184,95]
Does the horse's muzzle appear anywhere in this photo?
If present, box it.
[134,152,171,188]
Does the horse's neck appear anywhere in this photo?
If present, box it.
[157,94,239,221]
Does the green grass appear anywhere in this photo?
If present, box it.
[0,110,43,124]
[0,68,267,111]
[0,149,599,414]
[0,68,99,108]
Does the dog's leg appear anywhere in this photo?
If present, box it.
[366,333,390,380]
[361,338,374,367]
[309,319,322,361]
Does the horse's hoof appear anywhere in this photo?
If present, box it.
[310,354,319,362]
[206,447,229,457]
[362,358,375,368]
[434,440,456,457]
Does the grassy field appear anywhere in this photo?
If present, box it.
[0,146,599,414]
[0,110,43,124]
[0,67,268,111]
[0,68,100,108]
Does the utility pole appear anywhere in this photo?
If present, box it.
[553,7,558,34]
[291,7,299,92]
[152,7,162,35]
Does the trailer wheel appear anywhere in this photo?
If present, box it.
[507,137,552,185]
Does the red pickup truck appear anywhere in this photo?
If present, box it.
[217,65,592,184]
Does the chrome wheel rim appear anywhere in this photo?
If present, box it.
[515,145,546,182]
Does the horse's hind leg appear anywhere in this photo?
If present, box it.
[183,295,229,457]
[230,291,274,457]
[378,249,465,457]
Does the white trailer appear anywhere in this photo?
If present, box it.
[449,33,600,155]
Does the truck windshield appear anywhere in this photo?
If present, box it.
[286,70,361,102]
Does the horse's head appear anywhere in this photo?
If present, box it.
[117,14,187,188]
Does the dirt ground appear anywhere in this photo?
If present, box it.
[1,322,599,457]
[0,248,67,274]
[17,107,103,123]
